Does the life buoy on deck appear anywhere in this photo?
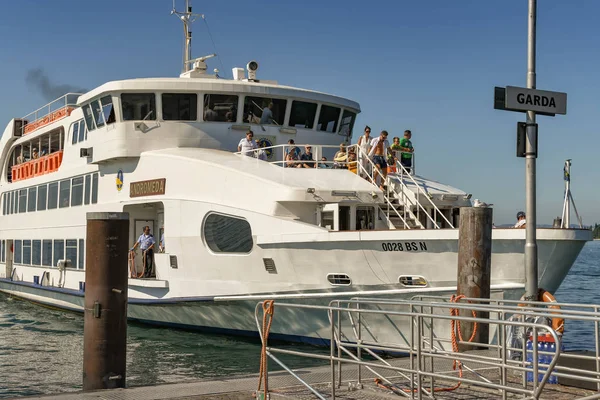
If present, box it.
[519,288,564,334]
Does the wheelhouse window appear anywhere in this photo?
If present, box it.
[203,94,238,122]
[243,97,286,125]
[121,93,156,121]
[288,101,317,129]
[101,96,115,124]
[338,110,356,137]
[203,213,253,253]
[162,93,197,121]
[91,99,104,129]
[83,104,96,132]
[317,105,341,133]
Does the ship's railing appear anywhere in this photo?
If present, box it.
[254,295,600,399]
[11,150,64,182]
[236,143,415,173]
[21,93,82,135]
[235,143,453,230]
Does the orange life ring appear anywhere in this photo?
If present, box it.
[519,288,564,334]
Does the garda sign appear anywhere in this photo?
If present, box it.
[505,86,567,115]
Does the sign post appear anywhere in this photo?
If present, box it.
[524,0,538,302]
[494,0,567,302]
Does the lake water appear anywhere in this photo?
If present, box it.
[1,240,598,398]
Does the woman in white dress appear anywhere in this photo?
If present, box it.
[356,125,372,177]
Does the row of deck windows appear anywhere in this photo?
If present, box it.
[2,173,98,215]
[83,93,356,135]
[3,239,84,269]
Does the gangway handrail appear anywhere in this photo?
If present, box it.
[394,155,455,229]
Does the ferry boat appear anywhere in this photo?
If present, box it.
[0,3,591,344]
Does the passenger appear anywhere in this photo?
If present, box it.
[16,151,25,164]
[514,211,526,228]
[256,140,268,161]
[357,126,372,176]
[318,157,330,168]
[260,102,274,125]
[285,151,301,168]
[390,137,401,159]
[204,105,218,121]
[40,148,47,157]
[300,145,315,168]
[368,130,391,190]
[130,226,156,278]
[237,130,257,156]
[32,148,39,159]
[225,106,236,122]
[333,143,347,169]
[347,149,358,174]
[285,139,300,159]
[398,130,414,173]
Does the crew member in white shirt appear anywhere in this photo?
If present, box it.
[238,130,258,156]
[514,211,526,228]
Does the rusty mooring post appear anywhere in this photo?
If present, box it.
[83,212,129,391]
[456,206,493,351]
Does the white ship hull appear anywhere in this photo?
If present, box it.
[0,228,589,344]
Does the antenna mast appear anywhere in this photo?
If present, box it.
[171,0,203,73]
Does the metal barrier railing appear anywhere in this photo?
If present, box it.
[254,295,600,399]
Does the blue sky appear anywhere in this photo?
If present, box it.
[0,1,598,225]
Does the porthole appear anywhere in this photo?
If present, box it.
[203,212,253,254]
[327,273,351,286]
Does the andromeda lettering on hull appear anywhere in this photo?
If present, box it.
[129,178,166,198]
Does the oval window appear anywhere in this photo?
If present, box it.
[203,213,253,253]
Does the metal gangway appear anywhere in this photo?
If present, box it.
[254,295,600,399]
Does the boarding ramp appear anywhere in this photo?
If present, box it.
[253,296,600,399]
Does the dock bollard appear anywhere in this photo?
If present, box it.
[456,206,492,351]
[83,212,130,391]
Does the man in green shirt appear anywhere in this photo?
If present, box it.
[398,130,414,172]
